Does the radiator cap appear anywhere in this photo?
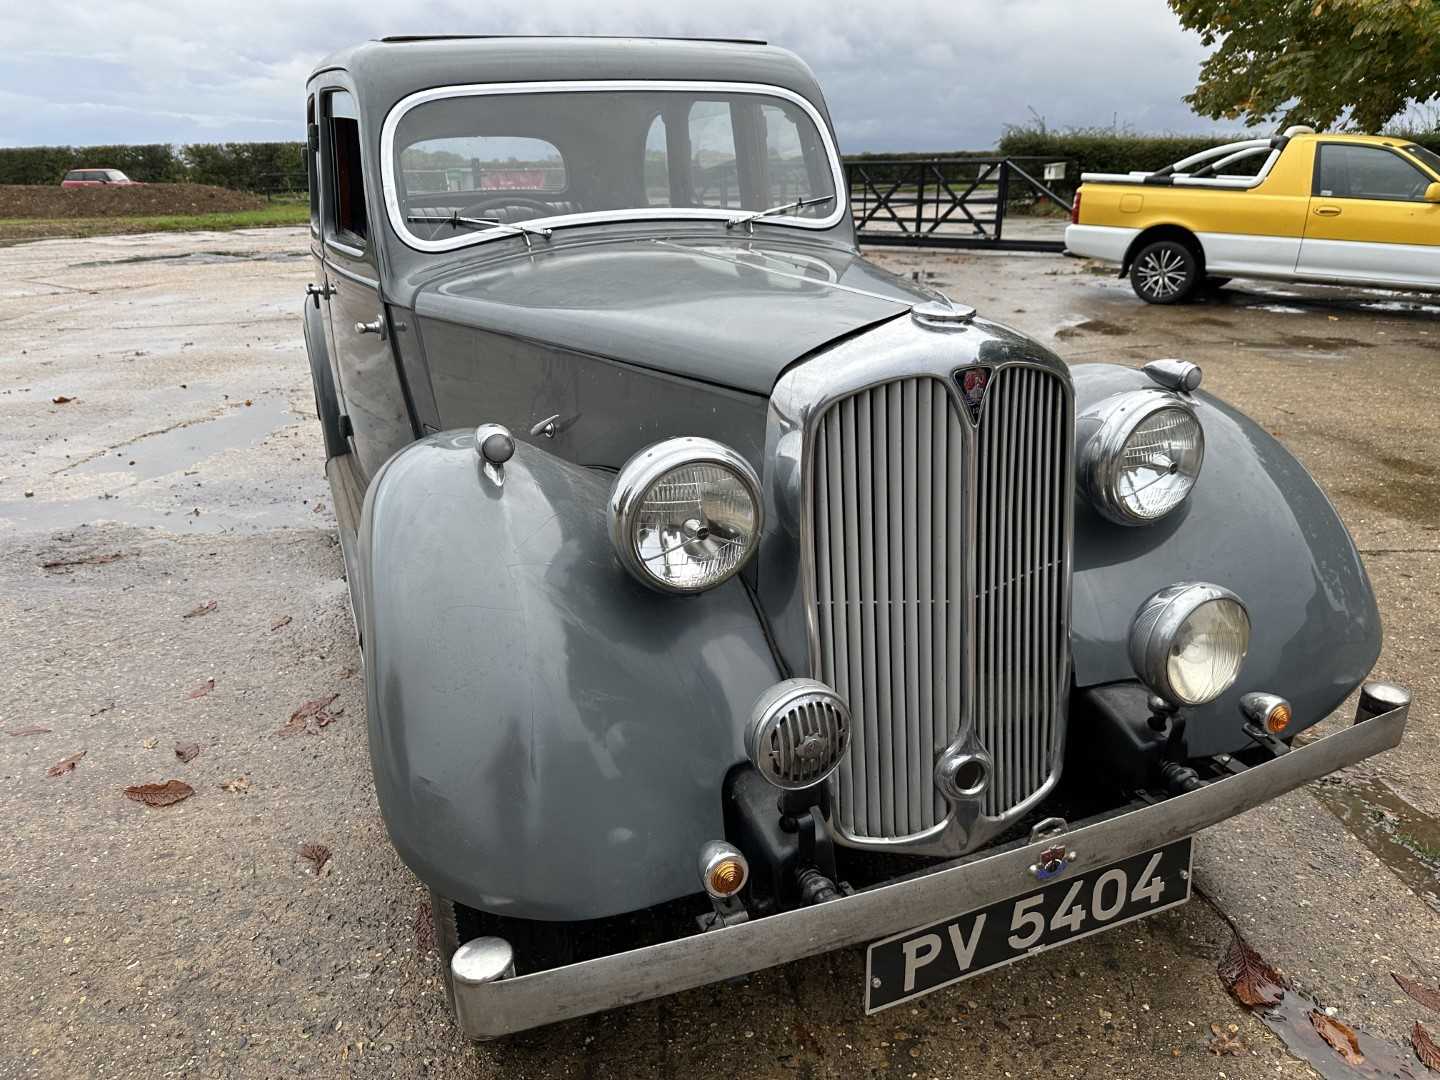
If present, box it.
[911,299,976,327]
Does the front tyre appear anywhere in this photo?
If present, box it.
[1130,240,1200,304]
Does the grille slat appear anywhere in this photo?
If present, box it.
[812,367,1071,842]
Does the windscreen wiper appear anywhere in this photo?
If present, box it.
[725,194,835,233]
[406,212,553,251]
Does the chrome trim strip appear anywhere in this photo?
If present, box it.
[450,693,1408,1039]
[379,80,849,253]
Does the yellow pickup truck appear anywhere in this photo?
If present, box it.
[1066,128,1440,303]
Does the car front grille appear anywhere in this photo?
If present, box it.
[808,366,1071,842]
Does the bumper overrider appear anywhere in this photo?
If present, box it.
[450,684,1409,1039]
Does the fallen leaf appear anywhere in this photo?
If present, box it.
[299,843,331,874]
[8,726,52,737]
[142,737,159,750]
[1207,1022,1245,1056]
[220,776,251,794]
[1414,1023,1440,1071]
[52,395,74,404]
[243,399,253,406]
[278,693,341,737]
[276,714,308,737]
[174,742,201,764]
[1395,973,1440,1015]
[186,678,215,700]
[1218,935,1287,1008]
[311,502,325,513]
[316,705,344,728]
[47,750,86,777]
[123,779,195,807]
[182,599,218,618]
[270,615,292,632]
[1309,1011,1364,1066]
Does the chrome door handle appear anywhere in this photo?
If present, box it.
[354,319,384,337]
[530,413,562,438]
[1314,206,1342,217]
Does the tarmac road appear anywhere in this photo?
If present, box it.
[1,228,1436,1080]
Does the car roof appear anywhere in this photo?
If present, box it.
[1293,132,1420,149]
[307,36,828,124]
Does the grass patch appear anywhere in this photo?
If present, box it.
[0,202,308,244]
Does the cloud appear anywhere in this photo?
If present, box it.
[2,0,1227,148]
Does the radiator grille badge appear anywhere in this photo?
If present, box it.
[958,366,991,422]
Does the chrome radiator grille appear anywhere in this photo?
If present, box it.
[973,366,1071,818]
[808,367,1071,842]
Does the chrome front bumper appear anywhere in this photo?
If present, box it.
[451,684,1409,1040]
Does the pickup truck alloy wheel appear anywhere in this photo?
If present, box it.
[1131,240,1200,304]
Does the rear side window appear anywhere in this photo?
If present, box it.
[326,90,368,246]
[306,96,320,236]
[64,170,82,181]
[1315,144,1432,201]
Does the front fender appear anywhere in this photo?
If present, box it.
[358,432,779,920]
[1069,364,1381,755]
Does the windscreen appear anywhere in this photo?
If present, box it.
[389,87,838,248]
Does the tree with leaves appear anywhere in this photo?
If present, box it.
[1169,0,1440,132]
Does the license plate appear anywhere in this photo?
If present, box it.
[865,837,1193,1013]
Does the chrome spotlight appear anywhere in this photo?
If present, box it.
[1129,582,1250,706]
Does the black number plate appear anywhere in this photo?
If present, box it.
[865,837,1193,1013]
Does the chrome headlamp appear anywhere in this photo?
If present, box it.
[609,437,763,594]
[1129,582,1250,706]
[1079,390,1204,524]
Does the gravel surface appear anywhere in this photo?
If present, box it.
[2,228,1435,1079]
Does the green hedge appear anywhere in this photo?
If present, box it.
[0,142,306,192]
[0,144,186,185]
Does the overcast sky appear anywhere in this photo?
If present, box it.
[0,1,1233,151]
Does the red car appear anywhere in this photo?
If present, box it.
[61,169,141,188]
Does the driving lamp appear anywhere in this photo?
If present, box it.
[1128,583,1250,706]
[1080,390,1204,525]
[609,437,763,594]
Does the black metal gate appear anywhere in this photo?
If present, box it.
[844,156,1072,251]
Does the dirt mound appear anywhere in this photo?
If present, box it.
[0,183,266,219]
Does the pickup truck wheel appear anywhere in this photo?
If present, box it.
[1130,240,1200,304]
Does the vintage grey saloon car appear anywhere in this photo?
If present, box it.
[302,36,1411,1038]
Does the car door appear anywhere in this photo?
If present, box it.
[317,86,416,481]
[1296,142,1440,286]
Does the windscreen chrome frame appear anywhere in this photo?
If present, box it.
[760,314,1076,857]
[380,80,849,254]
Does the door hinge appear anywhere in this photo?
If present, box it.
[305,280,335,308]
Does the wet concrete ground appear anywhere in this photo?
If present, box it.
[1,228,1436,1080]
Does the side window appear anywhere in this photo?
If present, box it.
[688,101,740,209]
[643,114,670,206]
[306,96,320,236]
[326,90,368,246]
[1316,144,1430,201]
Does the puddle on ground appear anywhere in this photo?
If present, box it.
[1312,776,1440,914]
[74,250,308,268]
[1256,988,1421,1079]
[0,396,309,534]
[68,397,292,480]
[0,494,311,534]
